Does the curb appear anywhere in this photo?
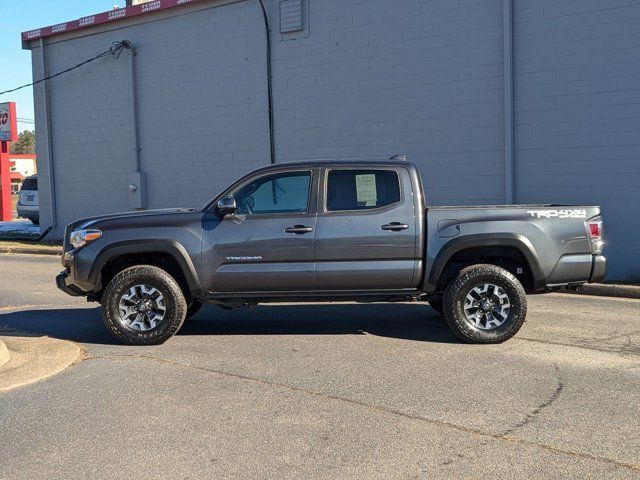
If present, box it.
[0,245,62,256]
[0,334,81,393]
[564,283,640,300]
[0,340,9,368]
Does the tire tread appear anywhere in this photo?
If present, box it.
[102,265,187,345]
[443,264,527,344]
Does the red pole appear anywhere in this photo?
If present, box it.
[0,102,17,221]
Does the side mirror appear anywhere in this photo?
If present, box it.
[216,196,237,217]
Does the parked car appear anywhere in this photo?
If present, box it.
[17,175,39,225]
[56,160,605,345]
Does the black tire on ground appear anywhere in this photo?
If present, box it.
[102,265,187,345]
[443,264,527,344]
[428,299,444,316]
[186,300,203,319]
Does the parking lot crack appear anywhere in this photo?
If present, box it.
[83,353,639,473]
[501,363,564,437]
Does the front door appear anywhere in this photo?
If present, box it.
[202,169,317,293]
[314,166,419,290]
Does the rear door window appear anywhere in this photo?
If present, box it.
[326,170,400,211]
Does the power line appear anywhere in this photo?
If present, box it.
[0,41,129,96]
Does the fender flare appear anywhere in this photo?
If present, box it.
[427,233,545,291]
[89,239,203,297]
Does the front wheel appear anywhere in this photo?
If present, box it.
[443,264,527,344]
[102,265,187,345]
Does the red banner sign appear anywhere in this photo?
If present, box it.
[22,0,202,41]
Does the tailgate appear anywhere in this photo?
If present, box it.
[19,190,38,206]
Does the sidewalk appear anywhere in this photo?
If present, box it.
[0,241,61,255]
[0,220,40,238]
[0,220,61,255]
[566,283,640,300]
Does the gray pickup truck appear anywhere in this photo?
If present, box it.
[57,160,605,345]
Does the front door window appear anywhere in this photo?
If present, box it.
[232,172,311,215]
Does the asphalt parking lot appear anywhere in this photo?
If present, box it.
[0,254,639,479]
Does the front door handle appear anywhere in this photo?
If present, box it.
[381,222,409,231]
[285,225,314,234]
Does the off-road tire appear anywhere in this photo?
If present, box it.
[102,265,187,345]
[186,301,203,320]
[443,264,527,344]
[428,299,444,316]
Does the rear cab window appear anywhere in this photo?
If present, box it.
[21,178,38,191]
[326,169,400,211]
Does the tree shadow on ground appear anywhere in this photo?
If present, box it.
[0,303,459,346]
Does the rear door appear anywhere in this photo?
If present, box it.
[314,166,419,290]
[201,168,319,293]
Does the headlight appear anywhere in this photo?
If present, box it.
[69,229,102,249]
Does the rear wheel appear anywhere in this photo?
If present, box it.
[443,264,527,344]
[102,265,187,345]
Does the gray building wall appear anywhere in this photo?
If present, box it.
[513,0,640,281]
[28,0,640,281]
[32,0,269,231]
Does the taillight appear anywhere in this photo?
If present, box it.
[586,217,603,254]
[588,222,602,238]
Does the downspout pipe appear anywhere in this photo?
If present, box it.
[258,0,276,164]
[121,40,146,209]
[40,37,57,233]
[503,0,515,204]
[126,41,140,173]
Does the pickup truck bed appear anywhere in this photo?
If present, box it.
[425,204,605,293]
[56,160,605,345]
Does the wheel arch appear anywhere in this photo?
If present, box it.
[90,240,203,299]
[427,233,545,293]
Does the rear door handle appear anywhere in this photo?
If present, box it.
[381,222,409,231]
[285,225,314,234]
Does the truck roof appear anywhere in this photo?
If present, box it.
[250,159,416,172]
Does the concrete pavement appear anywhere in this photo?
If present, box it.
[0,254,639,479]
[0,331,81,393]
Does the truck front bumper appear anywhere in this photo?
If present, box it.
[56,271,86,297]
[56,247,99,297]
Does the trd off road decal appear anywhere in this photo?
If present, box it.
[526,209,587,219]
